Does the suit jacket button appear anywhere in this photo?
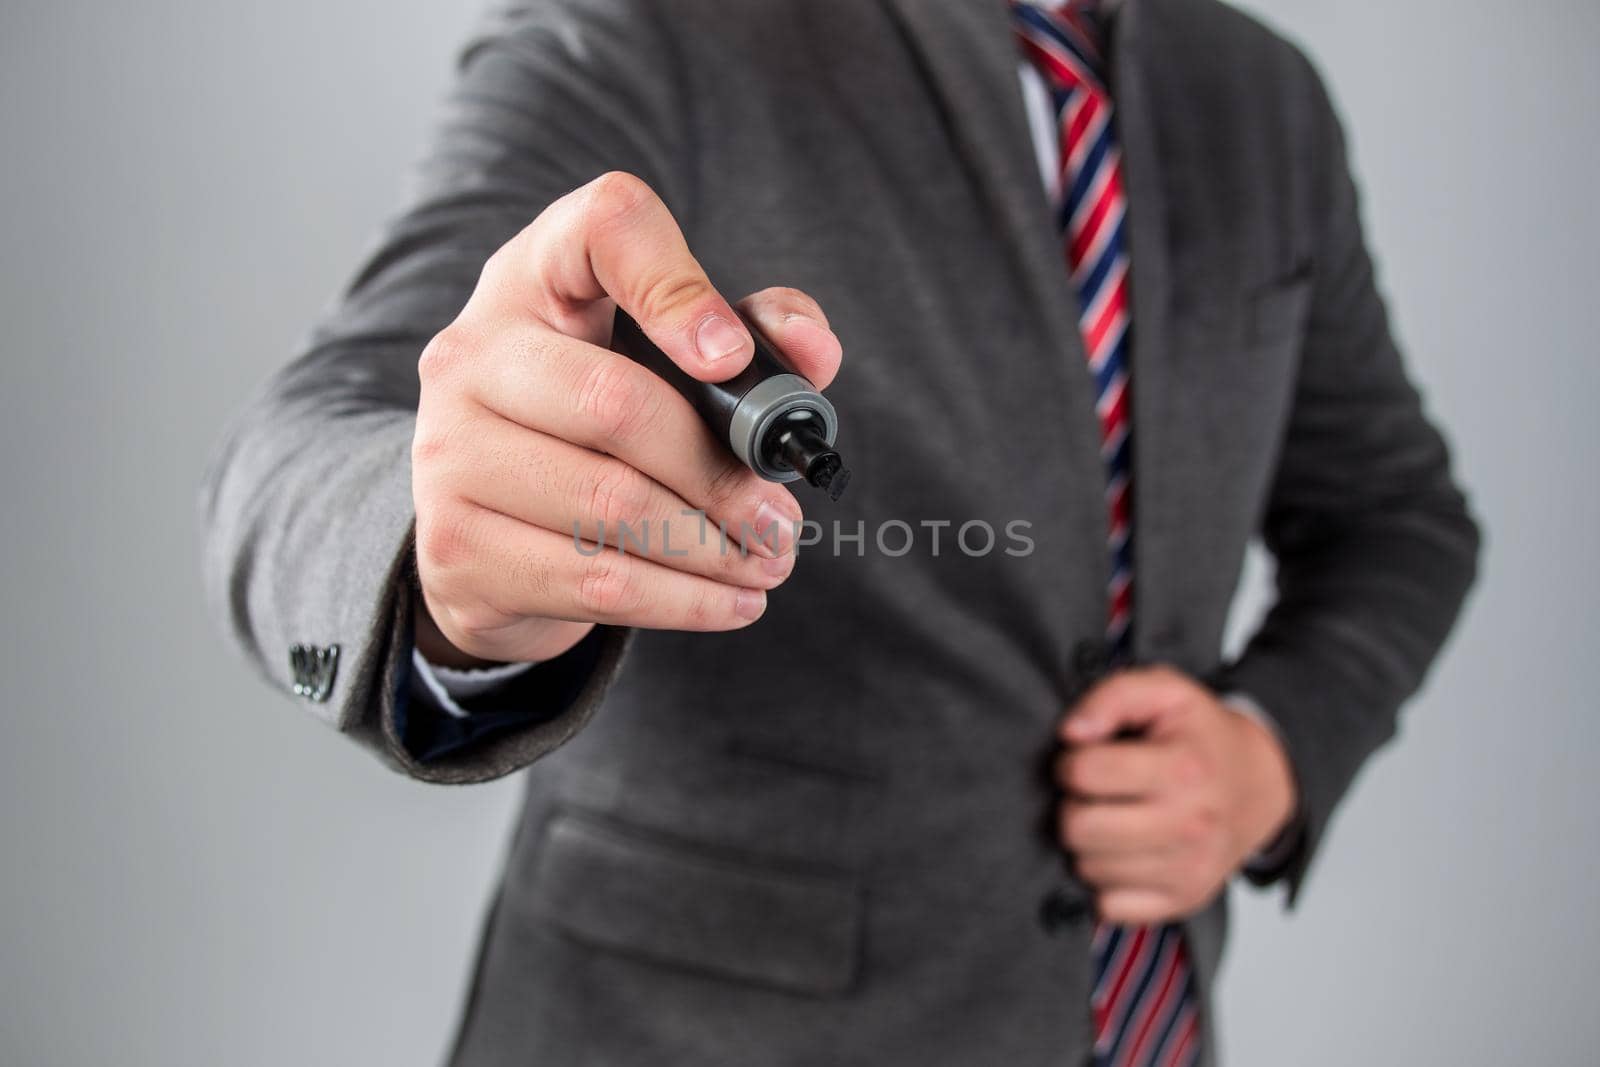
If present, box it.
[1039,886,1089,934]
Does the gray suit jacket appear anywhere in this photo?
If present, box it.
[201,0,1480,1063]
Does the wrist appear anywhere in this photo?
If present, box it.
[411,585,596,669]
[1227,704,1298,857]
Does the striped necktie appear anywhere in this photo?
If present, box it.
[1010,3,1201,1065]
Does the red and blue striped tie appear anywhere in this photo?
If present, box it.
[1011,3,1201,1064]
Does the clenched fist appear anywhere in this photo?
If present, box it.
[410,172,843,668]
[1053,666,1299,924]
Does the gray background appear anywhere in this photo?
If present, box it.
[1,0,1594,1063]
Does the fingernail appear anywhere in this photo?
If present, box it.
[695,315,748,364]
[752,500,798,557]
[735,588,767,620]
[761,552,795,580]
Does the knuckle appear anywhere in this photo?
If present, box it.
[410,425,449,469]
[584,170,654,228]
[765,284,809,306]
[417,569,466,623]
[768,286,825,321]
[416,506,476,574]
[713,537,753,581]
[682,583,718,630]
[478,243,518,291]
[508,541,556,607]
[576,554,643,618]
[417,326,474,384]
[637,272,711,327]
[581,462,653,529]
[577,358,661,444]
[701,459,755,516]
[411,408,471,471]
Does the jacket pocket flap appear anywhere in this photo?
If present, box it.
[1249,272,1314,343]
[526,811,862,997]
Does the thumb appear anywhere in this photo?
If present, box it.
[524,172,755,383]
[1061,668,1192,744]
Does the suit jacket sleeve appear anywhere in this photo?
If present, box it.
[199,0,691,783]
[1212,59,1482,903]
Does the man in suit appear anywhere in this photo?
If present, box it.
[202,0,1479,1063]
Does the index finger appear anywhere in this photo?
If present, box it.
[736,287,844,390]
[1055,742,1176,801]
[1060,666,1195,744]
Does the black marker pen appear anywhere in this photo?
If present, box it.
[610,308,852,500]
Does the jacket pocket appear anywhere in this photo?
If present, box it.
[1171,260,1313,342]
[524,809,863,998]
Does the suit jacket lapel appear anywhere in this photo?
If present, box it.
[878,0,1114,611]
[875,0,1082,354]
[1109,0,1182,658]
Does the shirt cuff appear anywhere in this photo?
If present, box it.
[409,651,538,718]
